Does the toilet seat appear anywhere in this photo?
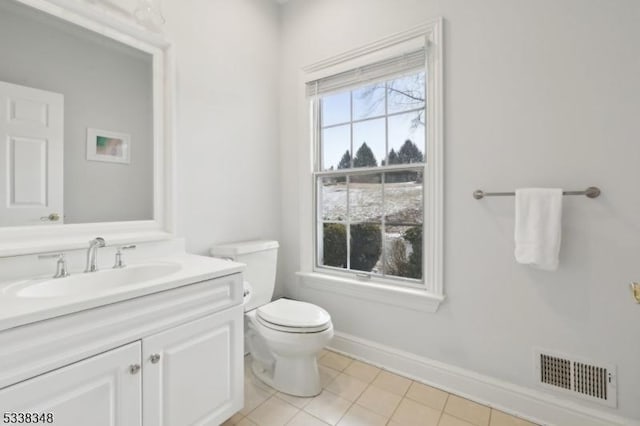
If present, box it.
[256,299,331,333]
[256,316,330,333]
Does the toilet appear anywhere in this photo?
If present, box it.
[210,240,333,397]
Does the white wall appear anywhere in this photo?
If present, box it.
[279,0,640,421]
[0,0,154,224]
[161,0,283,293]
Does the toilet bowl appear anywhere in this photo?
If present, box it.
[246,298,333,397]
[210,240,333,397]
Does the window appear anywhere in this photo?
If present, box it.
[300,20,443,310]
[309,51,428,287]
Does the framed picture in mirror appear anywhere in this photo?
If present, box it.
[86,128,131,164]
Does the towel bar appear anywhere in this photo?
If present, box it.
[473,186,600,200]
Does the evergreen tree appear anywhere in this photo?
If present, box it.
[385,149,402,182]
[323,224,347,267]
[350,224,382,271]
[337,150,351,169]
[353,142,378,167]
[387,149,400,165]
[397,139,424,163]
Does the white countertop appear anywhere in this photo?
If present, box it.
[0,254,244,332]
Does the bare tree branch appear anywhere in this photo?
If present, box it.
[387,86,424,103]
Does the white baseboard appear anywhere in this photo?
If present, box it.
[328,331,638,426]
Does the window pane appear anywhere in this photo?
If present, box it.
[353,83,385,120]
[350,223,382,273]
[352,118,385,168]
[321,223,347,268]
[322,124,350,171]
[388,112,424,164]
[387,71,425,114]
[321,91,350,126]
[348,173,382,222]
[319,176,347,221]
[384,172,423,224]
[382,225,423,279]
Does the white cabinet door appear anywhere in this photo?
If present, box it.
[0,341,142,426]
[143,306,244,426]
[0,81,64,226]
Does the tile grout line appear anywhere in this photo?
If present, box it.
[325,370,388,426]
[355,381,397,425]
[382,374,413,425]
[382,385,409,425]
[385,392,402,425]
[323,385,355,425]
[274,394,306,426]
[442,394,493,426]
[309,380,354,425]
[334,397,356,426]
[435,393,450,426]
[304,409,332,426]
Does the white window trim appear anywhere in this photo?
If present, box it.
[296,19,444,313]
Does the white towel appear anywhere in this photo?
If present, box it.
[514,188,563,270]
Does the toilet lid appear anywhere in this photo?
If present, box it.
[257,298,331,329]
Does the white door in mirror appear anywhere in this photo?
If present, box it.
[0,81,63,226]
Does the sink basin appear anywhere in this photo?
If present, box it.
[4,262,182,298]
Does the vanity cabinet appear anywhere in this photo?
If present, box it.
[0,273,244,426]
[0,342,142,426]
[143,306,243,426]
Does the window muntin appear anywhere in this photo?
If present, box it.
[315,70,426,285]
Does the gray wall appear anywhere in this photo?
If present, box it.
[279,0,640,421]
[0,0,153,224]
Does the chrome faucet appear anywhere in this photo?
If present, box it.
[85,237,106,272]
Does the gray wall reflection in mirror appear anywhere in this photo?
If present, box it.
[0,0,153,226]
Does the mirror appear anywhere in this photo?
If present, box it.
[0,0,154,227]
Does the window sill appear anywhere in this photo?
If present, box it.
[296,272,444,313]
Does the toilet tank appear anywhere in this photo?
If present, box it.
[210,240,279,312]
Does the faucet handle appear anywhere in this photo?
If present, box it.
[113,245,136,268]
[90,237,106,247]
[38,253,70,278]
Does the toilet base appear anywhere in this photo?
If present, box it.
[251,354,321,397]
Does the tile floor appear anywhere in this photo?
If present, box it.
[222,350,538,426]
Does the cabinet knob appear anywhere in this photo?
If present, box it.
[150,353,161,364]
[129,364,141,374]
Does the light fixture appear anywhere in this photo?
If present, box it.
[133,0,165,29]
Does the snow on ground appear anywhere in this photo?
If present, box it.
[321,182,422,224]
